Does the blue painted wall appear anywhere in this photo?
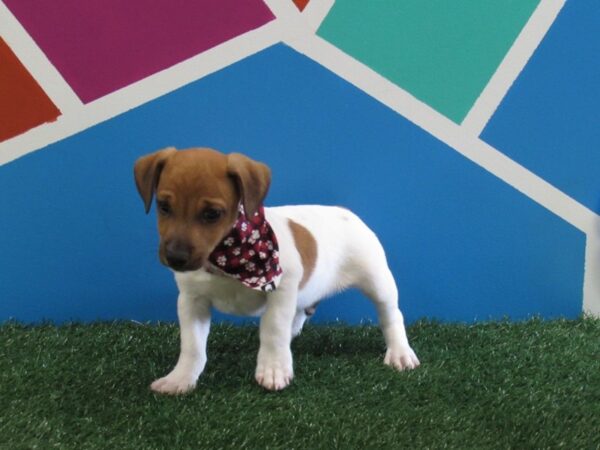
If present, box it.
[483,1,600,214]
[0,44,585,323]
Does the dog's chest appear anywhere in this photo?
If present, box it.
[175,270,268,316]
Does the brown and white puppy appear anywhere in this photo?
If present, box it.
[134,147,419,393]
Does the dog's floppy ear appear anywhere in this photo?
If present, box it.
[134,147,177,213]
[227,153,271,217]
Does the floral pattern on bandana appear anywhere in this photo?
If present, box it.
[207,205,282,291]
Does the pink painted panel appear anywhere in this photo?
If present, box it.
[4,0,274,103]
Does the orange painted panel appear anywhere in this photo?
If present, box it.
[293,0,309,12]
[0,38,60,142]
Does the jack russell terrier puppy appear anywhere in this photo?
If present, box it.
[134,147,419,393]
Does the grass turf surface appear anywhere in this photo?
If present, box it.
[1,318,599,449]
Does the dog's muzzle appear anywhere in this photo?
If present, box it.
[164,241,194,271]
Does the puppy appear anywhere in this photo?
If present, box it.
[134,147,419,393]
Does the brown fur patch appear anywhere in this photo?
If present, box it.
[288,219,318,289]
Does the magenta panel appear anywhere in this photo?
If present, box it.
[4,0,275,103]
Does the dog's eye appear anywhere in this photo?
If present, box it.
[157,201,172,216]
[200,208,222,224]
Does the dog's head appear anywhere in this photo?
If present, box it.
[134,147,271,272]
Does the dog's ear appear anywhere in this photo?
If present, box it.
[227,153,271,217]
[134,147,177,213]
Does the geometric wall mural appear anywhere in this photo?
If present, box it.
[1,0,598,323]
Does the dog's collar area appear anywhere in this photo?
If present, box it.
[207,204,282,291]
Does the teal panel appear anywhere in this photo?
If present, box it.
[318,0,540,122]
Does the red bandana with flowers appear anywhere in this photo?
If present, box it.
[207,205,282,291]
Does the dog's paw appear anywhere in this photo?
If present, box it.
[255,364,293,391]
[384,346,420,371]
[255,354,294,391]
[150,371,197,395]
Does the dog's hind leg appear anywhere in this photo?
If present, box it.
[291,302,319,338]
[291,310,308,338]
[356,250,420,371]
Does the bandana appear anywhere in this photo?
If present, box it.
[207,205,283,291]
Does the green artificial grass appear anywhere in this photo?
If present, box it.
[1,318,599,449]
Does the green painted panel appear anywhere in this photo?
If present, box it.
[318,0,540,122]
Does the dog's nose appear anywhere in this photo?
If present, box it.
[165,242,192,270]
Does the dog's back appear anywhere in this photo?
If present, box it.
[267,205,389,307]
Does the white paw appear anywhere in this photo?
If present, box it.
[255,353,294,391]
[384,346,420,371]
[150,371,197,395]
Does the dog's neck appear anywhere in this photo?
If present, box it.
[207,204,283,291]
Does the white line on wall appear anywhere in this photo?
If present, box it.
[0,1,83,113]
[262,0,311,42]
[262,0,300,22]
[262,0,333,39]
[0,19,283,167]
[461,0,566,136]
[303,0,335,31]
[584,224,600,317]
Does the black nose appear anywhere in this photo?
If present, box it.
[165,241,192,270]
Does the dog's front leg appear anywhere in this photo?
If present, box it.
[255,285,297,391]
[151,293,211,395]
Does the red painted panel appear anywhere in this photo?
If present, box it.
[0,38,60,142]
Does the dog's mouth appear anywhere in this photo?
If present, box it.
[167,262,204,273]
[160,254,205,273]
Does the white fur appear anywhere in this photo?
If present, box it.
[150,205,419,393]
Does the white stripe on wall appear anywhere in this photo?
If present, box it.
[0,1,83,113]
[0,19,283,167]
[303,0,335,31]
[461,0,566,136]
[584,228,600,317]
